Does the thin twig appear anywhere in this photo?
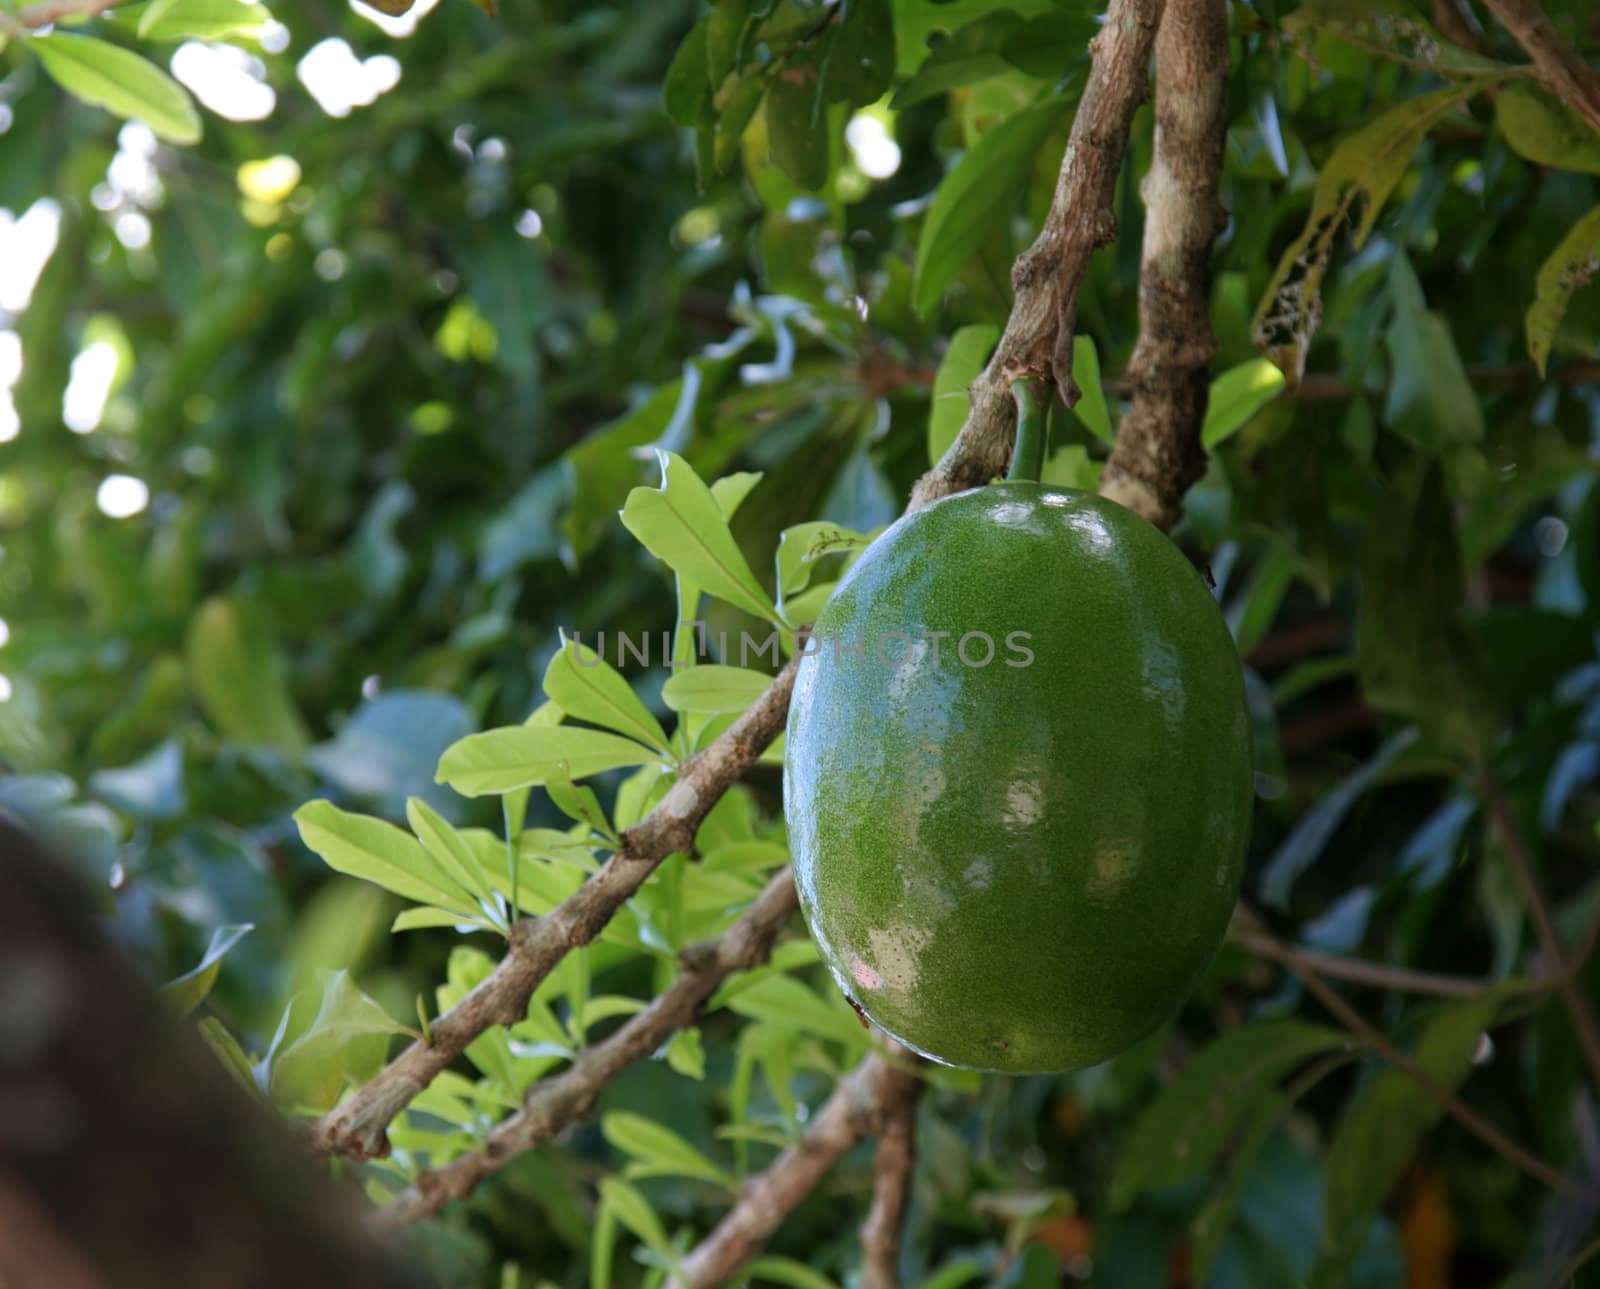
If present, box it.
[667,1053,921,1289]
[1480,0,1600,134]
[315,658,799,1161]
[375,869,802,1226]
[13,0,121,28]
[1230,931,1488,998]
[1101,0,1231,528]
[1479,772,1600,1095]
[909,0,1165,509]
[859,1067,922,1289]
[1239,910,1586,1197]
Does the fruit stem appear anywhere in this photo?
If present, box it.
[1006,376,1049,483]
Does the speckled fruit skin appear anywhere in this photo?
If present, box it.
[783,483,1252,1075]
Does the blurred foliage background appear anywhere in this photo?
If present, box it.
[2,0,1599,1285]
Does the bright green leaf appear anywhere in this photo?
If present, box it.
[602,1110,734,1189]
[159,923,253,1016]
[295,798,480,915]
[1202,358,1286,448]
[437,725,659,796]
[620,450,779,621]
[1069,333,1113,445]
[543,636,671,754]
[33,32,201,144]
[662,664,774,714]
[138,0,271,42]
[928,323,1000,462]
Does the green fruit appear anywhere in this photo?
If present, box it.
[783,483,1252,1074]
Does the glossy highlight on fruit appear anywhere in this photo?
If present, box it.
[783,483,1252,1074]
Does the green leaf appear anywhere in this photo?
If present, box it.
[997,9,1099,79]
[185,596,309,755]
[1495,83,1600,176]
[721,973,868,1047]
[893,11,1030,107]
[1383,254,1482,449]
[765,47,830,191]
[661,664,773,714]
[775,522,869,620]
[1111,1019,1348,1207]
[602,1110,734,1189]
[1202,358,1286,448]
[1356,457,1494,756]
[666,1026,705,1080]
[822,0,894,107]
[137,0,271,42]
[746,1257,845,1289]
[1040,444,1102,491]
[914,99,1065,317]
[159,923,253,1016]
[392,905,495,933]
[596,1177,677,1266]
[662,15,712,127]
[544,764,615,839]
[295,799,479,915]
[406,796,502,924]
[270,968,411,1110]
[710,470,763,518]
[928,323,1000,462]
[1252,79,1492,379]
[1259,727,1420,908]
[437,725,659,796]
[32,32,201,144]
[1526,203,1600,376]
[620,450,779,621]
[197,1017,259,1095]
[1314,992,1506,1284]
[1068,334,1113,446]
[543,637,671,754]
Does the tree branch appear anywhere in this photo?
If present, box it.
[12,0,121,29]
[667,1052,921,1289]
[1236,906,1587,1197]
[859,1066,920,1289]
[1100,0,1230,529]
[1480,0,1600,134]
[315,656,799,1161]
[909,0,1165,510]
[1479,772,1600,1095]
[1230,932,1490,998]
[376,867,801,1225]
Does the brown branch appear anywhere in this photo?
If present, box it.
[1237,906,1587,1197]
[1100,0,1230,529]
[1479,772,1600,1095]
[1231,931,1489,998]
[314,656,799,1161]
[1481,0,1600,134]
[859,1066,922,1289]
[375,867,801,1225]
[667,1052,921,1289]
[12,0,121,28]
[909,0,1165,510]
[1432,0,1490,54]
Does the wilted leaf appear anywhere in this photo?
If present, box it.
[1252,79,1491,379]
[1496,83,1600,176]
[1525,203,1600,376]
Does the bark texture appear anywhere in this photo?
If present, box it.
[0,818,429,1289]
[1100,0,1231,529]
[909,0,1165,510]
